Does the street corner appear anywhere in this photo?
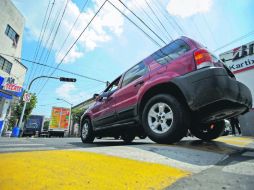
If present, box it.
[0,150,190,190]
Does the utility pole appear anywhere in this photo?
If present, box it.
[18,76,76,129]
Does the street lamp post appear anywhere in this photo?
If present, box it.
[18,76,76,129]
[56,98,73,137]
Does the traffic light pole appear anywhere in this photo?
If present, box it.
[18,76,76,129]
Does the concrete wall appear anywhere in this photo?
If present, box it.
[239,110,254,136]
[0,0,26,86]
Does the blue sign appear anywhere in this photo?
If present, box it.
[0,76,23,99]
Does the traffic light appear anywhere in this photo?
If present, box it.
[59,77,77,82]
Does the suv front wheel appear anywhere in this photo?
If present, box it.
[81,119,95,143]
[142,94,189,144]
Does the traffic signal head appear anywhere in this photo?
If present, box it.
[59,77,77,82]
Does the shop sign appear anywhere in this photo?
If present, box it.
[3,77,22,93]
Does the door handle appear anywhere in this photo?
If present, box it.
[134,80,144,87]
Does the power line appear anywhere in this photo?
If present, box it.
[0,52,107,84]
[25,0,52,87]
[37,0,108,95]
[34,0,71,92]
[131,1,169,43]
[32,2,63,92]
[213,30,254,52]
[108,1,162,47]
[29,0,56,84]
[155,0,185,35]
[144,0,172,41]
[117,0,166,45]
[56,0,89,57]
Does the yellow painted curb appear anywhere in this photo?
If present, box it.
[216,136,254,147]
[0,150,189,190]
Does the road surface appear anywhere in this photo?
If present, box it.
[0,136,253,190]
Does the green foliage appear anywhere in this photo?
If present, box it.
[8,93,37,129]
[43,120,50,131]
[71,108,85,124]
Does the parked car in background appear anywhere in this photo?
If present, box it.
[80,36,252,144]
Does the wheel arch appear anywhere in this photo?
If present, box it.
[80,113,91,127]
[138,82,189,118]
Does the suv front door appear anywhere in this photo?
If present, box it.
[92,77,120,129]
[113,62,149,122]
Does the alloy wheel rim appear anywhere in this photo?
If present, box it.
[82,123,89,138]
[148,102,173,134]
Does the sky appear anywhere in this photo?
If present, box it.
[11,0,254,117]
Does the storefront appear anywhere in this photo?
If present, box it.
[220,40,254,136]
[0,76,23,135]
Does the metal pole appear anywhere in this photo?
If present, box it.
[18,76,59,128]
[17,101,27,129]
[68,106,72,137]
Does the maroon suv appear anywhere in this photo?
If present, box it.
[80,37,252,144]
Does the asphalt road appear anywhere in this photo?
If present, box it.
[0,136,254,190]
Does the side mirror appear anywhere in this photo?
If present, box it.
[93,93,99,100]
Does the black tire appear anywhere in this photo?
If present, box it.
[121,134,135,144]
[190,120,225,141]
[81,118,95,143]
[138,135,147,139]
[142,94,189,144]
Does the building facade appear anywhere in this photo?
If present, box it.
[0,0,26,135]
[220,40,254,136]
[71,98,95,136]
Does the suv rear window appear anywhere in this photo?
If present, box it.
[152,39,190,65]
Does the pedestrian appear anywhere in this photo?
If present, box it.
[230,117,241,135]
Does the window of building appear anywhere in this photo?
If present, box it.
[152,39,190,65]
[5,25,19,47]
[121,62,148,87]
[0,56,12,74]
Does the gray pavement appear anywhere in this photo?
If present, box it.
[0,136,253,189]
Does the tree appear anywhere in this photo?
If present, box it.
[71,108,85,125]
[8,93,37,129]
[43,120,50,131]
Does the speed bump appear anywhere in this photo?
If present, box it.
[0,150,189,190]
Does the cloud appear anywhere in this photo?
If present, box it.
[167,0,213,18]
[56,45,83,63]
[13,0,124,64]
[55,83,92,104]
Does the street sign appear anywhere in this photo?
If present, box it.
[23,93,31,102]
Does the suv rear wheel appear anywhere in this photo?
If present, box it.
[142,94,189,144]
[190,120,225,141]
[81,119,95,143]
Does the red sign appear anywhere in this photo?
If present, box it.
[3,83,22,92]
[23,93,31,102]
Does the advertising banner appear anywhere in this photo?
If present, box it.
[220,41,254,74]
[49,107,70,130]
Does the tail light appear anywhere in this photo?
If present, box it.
[194,48,213,69]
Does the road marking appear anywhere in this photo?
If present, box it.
[0,143,45,147]
[215,136,254,147]
[0,147,56,153]
[75,145,226,173]
[242,151,254,157]
[222,161,254,176]
[0,150,189,190]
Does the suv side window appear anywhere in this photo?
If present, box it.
[121,62,148,87]
[152,39,190,65]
